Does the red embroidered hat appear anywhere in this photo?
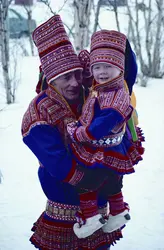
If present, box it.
[32,15,83,83]
[78,50,92,78]
[90,30,127,72]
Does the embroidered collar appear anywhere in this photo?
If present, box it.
[46,84,71,110]
[46,84,84,119]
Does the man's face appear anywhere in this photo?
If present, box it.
[52,70,82,101]
[92,63,121,84]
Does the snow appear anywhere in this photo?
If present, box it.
[0,2,164,250]
[114,80,164,250]
[0,56,45,250]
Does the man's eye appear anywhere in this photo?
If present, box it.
[75,72,82,81]
[64,74,72,81]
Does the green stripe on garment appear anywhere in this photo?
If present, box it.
[128,117,138,142]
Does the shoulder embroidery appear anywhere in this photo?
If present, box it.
[97,91,115,109]
[79,94,96,126]
[22,97,47,137]
[111,88,131,117]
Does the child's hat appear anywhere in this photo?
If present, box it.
[32,15,83,83]
[90,30,127,71]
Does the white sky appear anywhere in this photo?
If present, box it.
[0,1,164,250]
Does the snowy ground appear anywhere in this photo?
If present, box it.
[0,55,164,250]
[0,56,46,250]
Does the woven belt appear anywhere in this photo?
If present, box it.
[45,199,108,221]
[90,130,125,147]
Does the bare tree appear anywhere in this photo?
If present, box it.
[0,0,13,104]
[38,0,75,37]
[38,0,56,14]
[93,0,127,33]
[151,0,163,77]
[37,0,93,52]
[127,0,164,81]
[73,0,93,52]
[22,4,35,56]
[108,0,121,31]
[93,0,101,33]
[92,0,164,85]
[14,0,38,56]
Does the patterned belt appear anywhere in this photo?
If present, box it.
[90,130,125,147]
[45,199,108,221]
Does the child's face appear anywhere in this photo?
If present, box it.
[92,63,121,84]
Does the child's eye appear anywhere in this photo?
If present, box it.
[94,66,100,70]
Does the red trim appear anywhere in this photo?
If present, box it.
[85,126,96,140]
[74,126,96,143]
[39,40,71,57]
[30,211,123,250]
[70,142,143,174]
[64,159,76,183]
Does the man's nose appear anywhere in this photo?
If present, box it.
[100,67,107,74]
[70,75,79,87]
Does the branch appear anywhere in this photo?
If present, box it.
[108,0,120,31]
[21,2,31,12]
[144,0,152,70]
[8,0,13,6]
[0,105,7,112]
[58,0,68,13]
[39,0,56,15]
[93,0,102,33]
[65,23,75,38]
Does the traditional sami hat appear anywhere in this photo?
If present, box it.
[78,49,93,88]
[32,15,83,83]
[90,30,127,72]
[78,50,92,78]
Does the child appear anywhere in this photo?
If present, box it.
[66,30,145,238]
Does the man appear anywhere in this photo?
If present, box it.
[21,15,123,249]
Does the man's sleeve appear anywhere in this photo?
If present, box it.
[23,124,74,181]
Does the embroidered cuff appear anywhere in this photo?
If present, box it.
[74,126,95,143]
[64,160,84,186]
[124,105,133,120]
[114,105,133,120]
[67,121,78,142]
[67,168,84,186]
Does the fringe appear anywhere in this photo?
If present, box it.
[30,212,122,250]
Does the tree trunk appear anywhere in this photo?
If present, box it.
[24,5,35,56]
[0,0,12,104]
[93,0,101,33]
[74,0,92,52]
[112,0,120,32]
[144,0,152,75]
[126,0,164,79]
[151,0,163,77]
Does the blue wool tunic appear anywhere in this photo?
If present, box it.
[22,89,107,207]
